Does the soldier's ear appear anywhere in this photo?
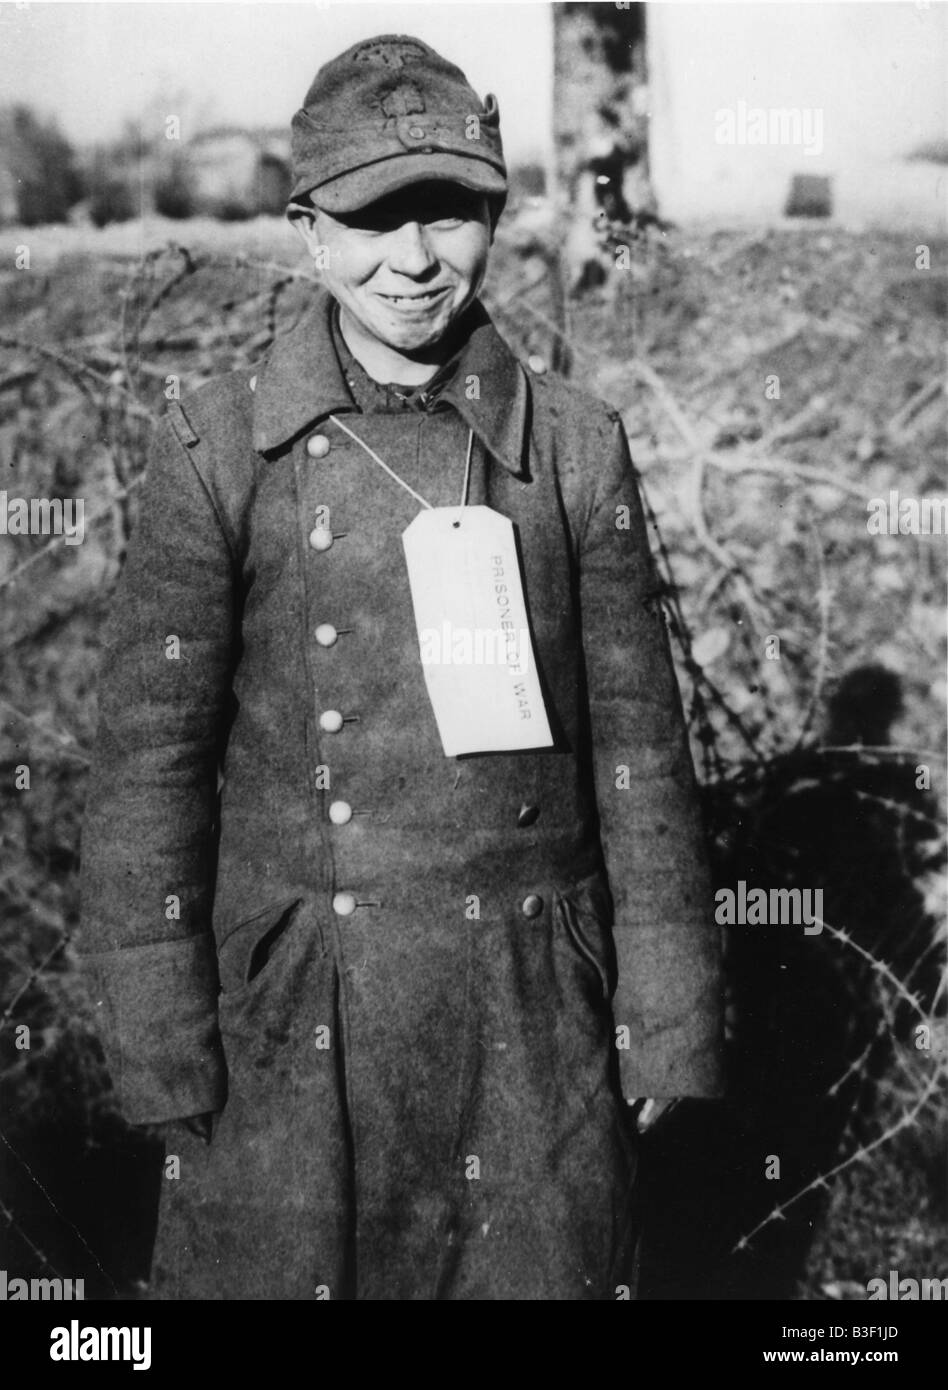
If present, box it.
[287,201,321,257]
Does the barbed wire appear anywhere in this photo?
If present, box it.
[732,1072,943,1257]
[0,1193,67,1282]
[0,1130,117,1292]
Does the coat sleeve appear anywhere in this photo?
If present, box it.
[578,410,724,1100]
[78,406,236,1126]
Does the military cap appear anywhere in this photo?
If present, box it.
[289,34,507,216]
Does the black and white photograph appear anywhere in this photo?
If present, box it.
[0,0,945,1342]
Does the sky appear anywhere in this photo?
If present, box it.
[0,1,554,161]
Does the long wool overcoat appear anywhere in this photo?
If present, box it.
[79,288,723,1301]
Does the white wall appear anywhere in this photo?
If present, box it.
[648,2,947,229]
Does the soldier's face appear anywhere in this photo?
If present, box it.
[295,181,492,355]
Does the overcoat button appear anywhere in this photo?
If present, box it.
[309,527,334,552]
[527,355,547,375]
[332,891,356,917]
[315,623,338,647]
[521,894,544,919]
[307,434,331,459]
[319,710,344,733]
[517,803,540,828]
[329,800,352,825]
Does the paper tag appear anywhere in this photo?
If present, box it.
[402,505,554,757]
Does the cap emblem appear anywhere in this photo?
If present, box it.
[379,81,427,121]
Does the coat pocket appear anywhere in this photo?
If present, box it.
[553,872,617,1005]
[216,896,304,998]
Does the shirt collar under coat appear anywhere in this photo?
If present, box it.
[251,286,530,478]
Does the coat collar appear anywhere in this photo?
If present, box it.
[251,287,530,477]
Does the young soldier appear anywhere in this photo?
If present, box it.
[80,34,722,1301]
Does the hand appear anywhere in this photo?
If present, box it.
[627,1097,681,1134]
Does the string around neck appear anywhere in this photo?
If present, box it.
[327,414,476,519]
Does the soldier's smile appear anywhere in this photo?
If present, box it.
[377,285,452,312]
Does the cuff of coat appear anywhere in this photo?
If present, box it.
[615,1035,725,1101]
[612,993,725,1100]
[83,933,227,1126]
